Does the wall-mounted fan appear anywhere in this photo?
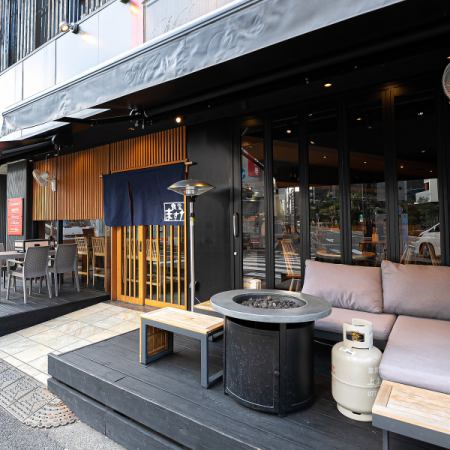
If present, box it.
[443,63,450,100]
[32,169,57,192]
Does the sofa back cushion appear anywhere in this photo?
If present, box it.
[382,260,450,320]
[302,260,383,313]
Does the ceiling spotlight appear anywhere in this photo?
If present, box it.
[363,161,367,165]
[60,21,79,34]
[310,140,315,145]
[421,149,426,153]
[323,82,332,88]
[356,117,362,121]
[322,155,327,159]
[286,129,292,134]
[429,170,433,173]
[400,165,404,169]
[175,116,183,124]
[417,111,424,116]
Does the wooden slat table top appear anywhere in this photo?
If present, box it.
[372,380,450,436]
[141,307,224,334]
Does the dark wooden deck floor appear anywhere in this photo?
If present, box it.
[48,331,439,450]
[0,280,109,335]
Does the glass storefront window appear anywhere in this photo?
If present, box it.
[241,120,266,288]
[348,95,387,266]
[272,116,301,290]
[395,90,440,265]
[308,107,341,263]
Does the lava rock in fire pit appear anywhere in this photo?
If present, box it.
[238,295,299,309]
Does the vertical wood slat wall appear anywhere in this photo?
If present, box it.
[32,127,186,221]
[110,127,186,173]
[57,145,109,220]
[32,158,57,220]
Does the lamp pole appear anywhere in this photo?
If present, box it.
[188,196,196,312]
[168,179,214,312]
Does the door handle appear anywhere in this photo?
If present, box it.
[139,241,142,252]
[233,213,239,238]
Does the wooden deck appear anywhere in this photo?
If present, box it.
[47,331,441,450]
[0,281,109,335]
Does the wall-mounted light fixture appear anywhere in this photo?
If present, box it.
[60,21,79,34]
[175,116,183,124]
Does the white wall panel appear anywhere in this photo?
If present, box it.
[56,14,99,84]
[23,42,55,99]
[144,0,234,41]
[0,63,22,110]
[98,1,144,63]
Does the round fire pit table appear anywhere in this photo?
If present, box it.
[211,289,331,415]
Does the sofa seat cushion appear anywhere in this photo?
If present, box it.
[380,315,450,394]
[302,259,383,313]
[315,307,397,341]
[382,260,450,320]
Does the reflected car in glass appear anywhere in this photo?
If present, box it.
[413,223,440,257]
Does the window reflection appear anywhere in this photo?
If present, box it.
[241,121,265,288]
[272,116,301,290]
[395,91,440,265]
[308,107,341,263]
[348,95,387,266]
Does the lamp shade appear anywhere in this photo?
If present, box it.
[167,179,214,197]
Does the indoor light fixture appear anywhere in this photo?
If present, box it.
[60,21,79,34]
[286,129,292,134]
[175,116,183,124]
[323,82,332,88]
[356,117,362,121]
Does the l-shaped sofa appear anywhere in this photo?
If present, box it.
[302,259,450,396]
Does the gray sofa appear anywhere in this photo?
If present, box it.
[302,259,450,395]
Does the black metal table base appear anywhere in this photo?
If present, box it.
[223,317,314,415]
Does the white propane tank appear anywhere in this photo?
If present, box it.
[331,319,382,422]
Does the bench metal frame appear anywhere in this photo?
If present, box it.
[140,317,223,388]
[373,413,450,450]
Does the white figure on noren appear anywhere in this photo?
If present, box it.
[164,202,184,221]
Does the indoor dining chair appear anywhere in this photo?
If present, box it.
[6,246,52,304]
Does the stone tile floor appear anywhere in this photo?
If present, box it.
[0,302,142,387]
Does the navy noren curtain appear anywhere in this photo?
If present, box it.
[103,163,185,227]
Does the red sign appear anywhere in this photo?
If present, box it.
[248,159,261,177]
[8,198,23,236]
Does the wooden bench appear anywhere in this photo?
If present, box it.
[193,299,222,318]
[140,307,224,388]
[372,381,450,450]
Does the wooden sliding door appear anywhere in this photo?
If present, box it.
[115,226,145,304]
[113,224,187,309]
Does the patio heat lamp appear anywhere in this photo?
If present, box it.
[168,179,215,311]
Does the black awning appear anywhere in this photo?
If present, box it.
[1,0,402,137]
